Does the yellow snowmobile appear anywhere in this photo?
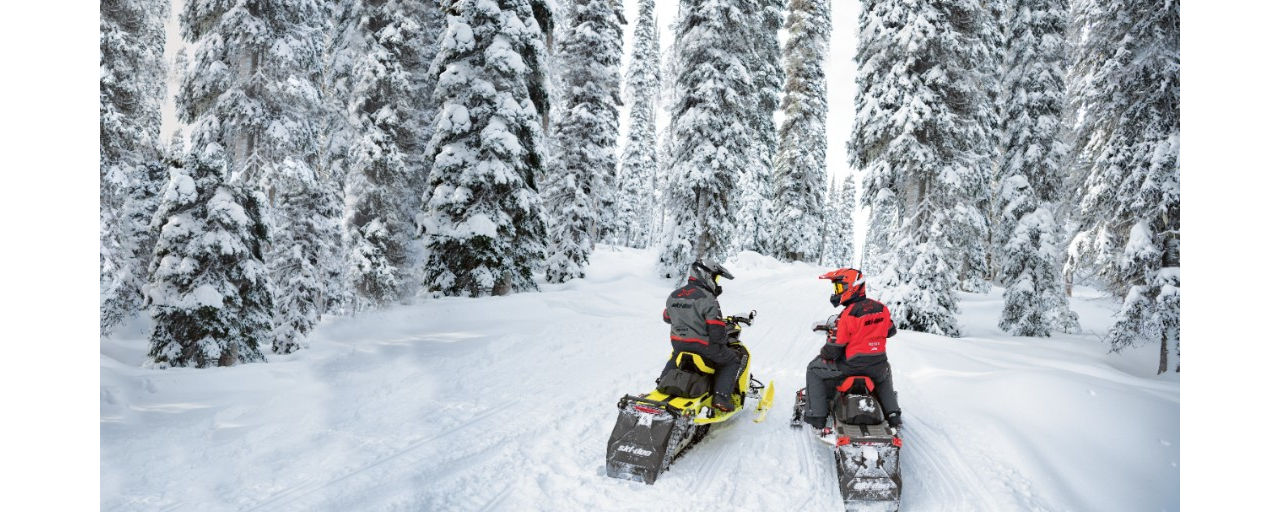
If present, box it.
[605,311,775,484]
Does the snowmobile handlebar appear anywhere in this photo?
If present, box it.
[725,310,757,327]
[812,314,839,333]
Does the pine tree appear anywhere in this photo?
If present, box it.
[850,0,995,336]
[145,143,273,368]
[773,0,830,262]
[178,0,337,350]
[658,0,757,278]
[343,0,434,308]
[100,0,168,335]
[616,0,661,249]
[544,0,625,282]
[735,0,784,254]
[1069,0,1179,372]
[994,0,1078,336]
[821,174,855,267]
[421,0,551,296]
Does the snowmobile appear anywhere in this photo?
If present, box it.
[791,315,903,512]
[605,311,775,485]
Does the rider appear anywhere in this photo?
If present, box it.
[662,260,745,413]
[803,268,902,430]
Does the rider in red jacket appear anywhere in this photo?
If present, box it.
[803,268,902,429]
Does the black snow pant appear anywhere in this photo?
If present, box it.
[804,354,899,424]
[664,340,747,399]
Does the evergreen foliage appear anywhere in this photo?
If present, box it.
[1068,0,1179,372]
[773,0,830,262]
[545,0,625,282]
[659,0,757,278]
[820,174,855,267]
[344,0,434,308]
[146,144,273,368]
[850,0,996,336]
[616,0,661,249]
[735,0,784,254]
[177,0,335,351]
[994,0,1079,336]
[421,0,551,296]
[100,0,168,335]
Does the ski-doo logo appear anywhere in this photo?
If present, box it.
[618,445,654,457]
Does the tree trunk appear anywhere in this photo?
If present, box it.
[1157,329,1169,374]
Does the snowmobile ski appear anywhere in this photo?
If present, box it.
[753,380,775,423]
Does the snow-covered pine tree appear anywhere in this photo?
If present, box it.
[146,143,273,368]
[850,0,994,336]
[421,0,551,296]
[343,0,434,308]
[735,0,784,255]
[178,0,338,350]
[658,0,757,278]
[544,0,624,282]
[616,0,660,249]
[100,0,168,335]
[994,0,1079,336]
[1069,0,1179,372]
[270,165,340,353]
[773,0,830,262]
[821,174,856,267]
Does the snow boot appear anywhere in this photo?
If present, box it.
[886,410,902,428]
[712,393,734,412]
[804,415,826,430]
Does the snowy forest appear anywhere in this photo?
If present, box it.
[101,0,1179,372]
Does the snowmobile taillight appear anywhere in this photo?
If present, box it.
[836,436,852,447]
[892,437,902,448]
[633,405,661,415]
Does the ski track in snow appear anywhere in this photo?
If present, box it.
[101,248,1179,511]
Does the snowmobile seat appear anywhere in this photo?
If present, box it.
[832,376,884,426]
[836,376,874,395]
[655,352,715,398]
[674,352,716,374]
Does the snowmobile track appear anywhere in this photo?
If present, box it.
[243,400,518,512]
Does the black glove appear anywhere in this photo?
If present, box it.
[820,342,844,361]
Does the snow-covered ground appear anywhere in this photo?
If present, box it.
[101,247,1179,511]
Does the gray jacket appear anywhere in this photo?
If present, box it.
[662,277,726,346]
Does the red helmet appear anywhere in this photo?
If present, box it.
[819,268,867,307]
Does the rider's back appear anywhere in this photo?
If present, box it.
[835,298,897,360]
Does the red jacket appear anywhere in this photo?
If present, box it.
[834,298,897,359]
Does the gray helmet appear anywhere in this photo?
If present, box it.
[690,260,734,295]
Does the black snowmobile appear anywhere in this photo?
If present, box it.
[791,315,903,511]
[605,311,775,485]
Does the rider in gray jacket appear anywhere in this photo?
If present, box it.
[661,261,745,412]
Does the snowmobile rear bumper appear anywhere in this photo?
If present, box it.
[605,395,703,485]
[833,423,901,511]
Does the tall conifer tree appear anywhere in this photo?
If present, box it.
[994,0,1079,336]
[146,144,274,368]
[1069,0,1179,372]
[544,0,624,282]
[659,0,756,277]
[343,0,435,308]
[850,0,994,336]
[616,0,661,249]
[774,0,830,262]
[100,0,169,335]
[421,0,551,296]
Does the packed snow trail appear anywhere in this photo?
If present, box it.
[101,248,1179,511]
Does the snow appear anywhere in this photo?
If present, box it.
[101,247,1177,511]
